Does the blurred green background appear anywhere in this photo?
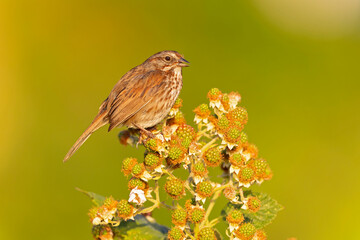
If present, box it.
[1,0,360,239]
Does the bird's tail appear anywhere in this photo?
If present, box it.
[63,111,107,162]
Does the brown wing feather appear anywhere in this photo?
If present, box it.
[106,69,166,131]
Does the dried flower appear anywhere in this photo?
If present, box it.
[128,187,147,205]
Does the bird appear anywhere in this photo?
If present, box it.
[63,50,189,162]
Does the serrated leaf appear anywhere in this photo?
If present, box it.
[112,215,168,240]
[76,187,106,206]
[242,192,283,229]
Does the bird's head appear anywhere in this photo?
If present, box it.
[144,51,189,71]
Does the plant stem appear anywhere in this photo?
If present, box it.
[184,180,196,195]
[154,180,160,202]
[201,137,218,153]
[194,223,200,237]
[163,168,176,178]
[185,230,196,240]
[200,188,221,229]
[159,201,175,210]
[135,181,161,215]
[239,187,245,202]
[208,216,223,227]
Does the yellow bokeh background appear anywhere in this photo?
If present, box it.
[1,0,360,239]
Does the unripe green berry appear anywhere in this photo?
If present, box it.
[168,146,183,160]
[131,163,145,177]
[247,196,261,212]
[199,103,209,112]
[128,177,147,190]
[194,163,206,172]
[168,227,185,240]
[122,157,137,176]
[144,153,161,169]
[173,98,183,108]
[248,158,267,178]
[208,88,222,100]
[239,132,248,144]
[172,208,187,226]
[167,145,185,165]
[164,178,185,199]
[189,207,205,223]
[144,138,157,151]
[194,104,211,119]
[197,227,216,240]
[235,223,256,240]
[228,107,248,125]
[117,200,134,220]
[230,153,245,167]
[238,167,255,182]
[226,210,244,225]
[181,138,192,149]
[196,181,213,198]
[216,116,230,132]
[204,147,222,167]
[224,127,242,143]
[170,111,186,125]
[176,124,196,143]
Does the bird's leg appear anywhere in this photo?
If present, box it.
[133,123,155,139]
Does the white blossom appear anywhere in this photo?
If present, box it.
[128,187,147,205]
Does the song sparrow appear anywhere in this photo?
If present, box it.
[64,51,189,162]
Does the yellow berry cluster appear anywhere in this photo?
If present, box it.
[87,88,279,240]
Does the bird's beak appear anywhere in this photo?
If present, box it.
[178,57,190,67]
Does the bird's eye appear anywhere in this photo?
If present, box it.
[165,56,171,61]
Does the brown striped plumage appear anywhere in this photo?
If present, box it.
[64,51,189,162]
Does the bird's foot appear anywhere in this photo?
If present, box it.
[141,129,155,139]
[133,123,156,139]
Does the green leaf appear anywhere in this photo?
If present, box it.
[242,191,283,229]
[112,215,168,240]
[76,187,106,206]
